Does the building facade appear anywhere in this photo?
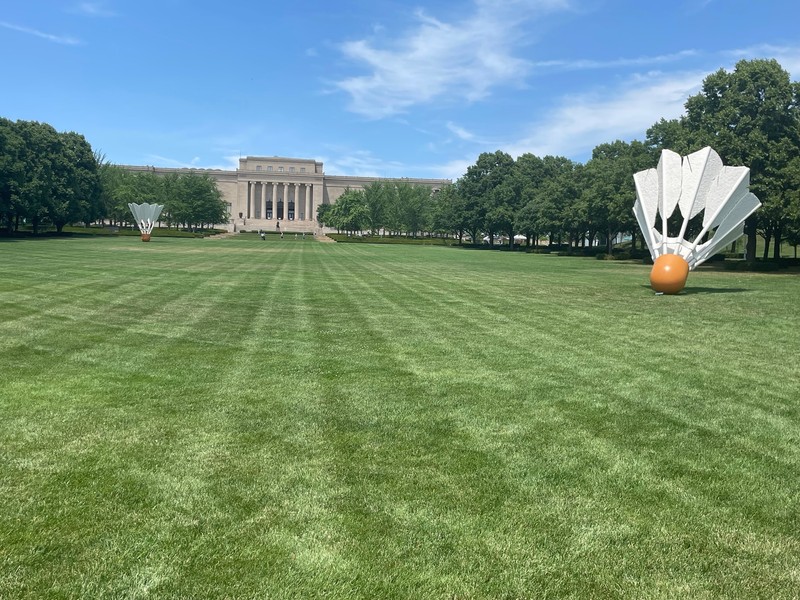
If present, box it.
[125,156,450,232]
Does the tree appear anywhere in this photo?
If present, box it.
[316,203,332,227]
[646,118,692,156]
[0,118,25,232]
[362,180,390,235]
[14,120,62,234]
[459,151,515,244]
[396,182,431,237]
[681,59,800,259]
[432,184,467,243]
[329,189,367,233]
[47,132,100,232]
[486,182,517,248]
[583,141,653,254]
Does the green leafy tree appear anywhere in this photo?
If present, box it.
[583,141,653,253]
[646,118,692,156]
[47,132,100,232]
[459,150,515,244]
[362,180,390,235]
[316,203,332,227]
[0,118,25,232]
[432,184,467,243]
[330,189,368,233]
[514,199,538,247]
[14,120,62,234]
[681,59,800,259]
[396,182,431,237]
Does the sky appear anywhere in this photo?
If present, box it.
[2,1,800,181]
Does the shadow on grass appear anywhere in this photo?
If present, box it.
[683,286,752,295]
[641,285,751,295]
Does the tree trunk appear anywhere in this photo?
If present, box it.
[606,229,613,255]
[762,232,771,260]
[772,222,782,260]
[745,216,757,261]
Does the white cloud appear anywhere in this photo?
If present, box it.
[320,149,406,177]
[446,122,476,141]
[684,0,714,13]
[333,1,571,118]
[431,157,475,181]
[0,20,81,45]
[504,70,706,159]
[496,44,800,162]
[143,154,240,171]
[71,2,117,17]
[723,44,800,79]
[533,50,699,71]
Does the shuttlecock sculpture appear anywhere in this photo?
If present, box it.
[633,147,761,294]
[128,202,164,242]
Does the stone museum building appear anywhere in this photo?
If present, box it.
[125,156,450,231]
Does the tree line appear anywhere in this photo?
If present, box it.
[318,181,438,238]
[99,166,227,231]
[0,118,228,234]
[4,59,799,254]
[319,59,800,259]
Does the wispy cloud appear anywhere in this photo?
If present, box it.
[504,70,705,159]
[71,2,118,17]
[684,0,714,14]
[319,148,407,177]
[533,50,699,72]
[446,122,476,141]
[143,154,240,171]
[0,20,82,45]
[333,0,572,118]
[723,44,800,78]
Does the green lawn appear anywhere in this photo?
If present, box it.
[1,235,798,599]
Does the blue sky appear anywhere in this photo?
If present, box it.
[2,1,799,180]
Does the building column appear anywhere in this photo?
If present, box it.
[298,184,306,221]
[247,181,252,219]
[307,184,314,223]
[284,183,290,221]
[253,182,261,219]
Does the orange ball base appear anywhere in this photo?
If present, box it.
[141,233,151,242]
[650,254,689,294]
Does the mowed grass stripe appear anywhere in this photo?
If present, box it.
[1,236,799,598]
[308,243,800,595]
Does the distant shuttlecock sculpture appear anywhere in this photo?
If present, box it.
[633,147,761,294]
[128,202,164,242]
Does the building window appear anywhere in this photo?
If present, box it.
[278,166,284,173]
[267,166,273,172]
[300,167,306,173]
[289,167,295,173]
[256,165,262,171]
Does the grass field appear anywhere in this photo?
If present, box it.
[1,234,799,599]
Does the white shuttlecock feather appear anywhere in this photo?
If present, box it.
[633,147,761,271]
[128,202,164,236]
